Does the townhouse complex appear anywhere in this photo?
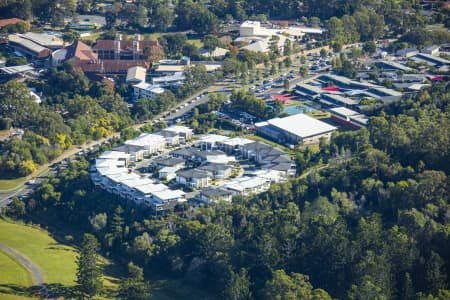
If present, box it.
[90,127,296,213]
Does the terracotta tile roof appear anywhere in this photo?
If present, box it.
[75,59,150,73]
[93,39,160,51]
[66,40,98,61]
[0,18,23,27]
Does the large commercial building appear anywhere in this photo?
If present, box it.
[255,114,337,145]
[8,32,64,59]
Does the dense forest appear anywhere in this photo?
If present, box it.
[8,82,449,299]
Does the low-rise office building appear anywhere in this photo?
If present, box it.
[329,107,369,129]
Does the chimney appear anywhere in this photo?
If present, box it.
[114,33,122,60]
[133,34,141,60]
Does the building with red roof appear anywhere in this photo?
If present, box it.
[0,18,23,28]
[93,33,161,60]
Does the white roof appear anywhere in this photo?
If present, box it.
[0,64,34,74]
[241,40,269,53]
[225,176,268,192]
[261,114,337,139]
[251,169,283,181]
[97,166,125,176]
[125,133,166,147]
[135,183,168,195]
[152,72,185,84]
[156,64,221,73]
[200,47,229,57]
[207,155,236,164]
[152,189,185,201]
[159,166,179,174]
[133,82,165,94]
[329,107,360,117]
[126,66,146,83]
[219,137,253,146]
[350,114,369,126]
[199,134,230,144]
[8,34,48,53]
[99,151,131,160]
[20,32,63,47]
[163,125,193,134]
[408,83,431,91]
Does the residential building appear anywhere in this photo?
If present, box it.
[224,176,270,196]
[155,130,180,146]
[255,114,337,145]
[197,163,233,180]
[161,125,193,142]
[170,147,199,161]
[133,82,165,99]
[217,137,254,154]
[112,144,145,161]
[176,169,210,189]
[152,157,185,170]
[198,187,233,204]
[158,166,178,181]
[151,189,186,212]
[125,133,166,156]
[198,134,230,150]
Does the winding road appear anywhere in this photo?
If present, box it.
[0,243,51,298]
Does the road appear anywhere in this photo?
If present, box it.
[0,243,52,299]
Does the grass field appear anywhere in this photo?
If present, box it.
[0,250,35,300]
[0,219,78,286]
[0,219,121,298]
[0,177,28,191]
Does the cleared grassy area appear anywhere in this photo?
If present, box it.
[0,250,36,300]
[187,39,204,48]
[0,219,78,286]
[0,219,120,298]
[0,177,28,191]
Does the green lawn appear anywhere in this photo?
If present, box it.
[0,219,78,286]
[187,39,204,48]
[0,218,120,299]
[0,250,36,300]
[0,177,28,191]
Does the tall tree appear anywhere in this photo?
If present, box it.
[118,262,150,300]
[224,268,252,300]
[76,234,103,299]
